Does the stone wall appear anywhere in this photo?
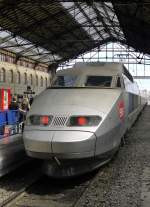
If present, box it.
[0,61,51,96]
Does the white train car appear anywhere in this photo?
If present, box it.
[23,62,146,177]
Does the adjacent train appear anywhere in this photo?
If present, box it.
[23,62,147,177]
[0,130,27,177]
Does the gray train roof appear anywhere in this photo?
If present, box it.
[0,1,150,69]
[57,62,124,76]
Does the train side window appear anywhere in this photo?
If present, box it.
[117,77,121,87]
[52,76,64,86]
[122,78,125,89]
[123,74,133,93]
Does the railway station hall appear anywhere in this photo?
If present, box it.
[0,1,150,206]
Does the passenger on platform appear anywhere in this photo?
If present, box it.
[9,95,19,110]
[29,95,34,105]
[19,97,30,122]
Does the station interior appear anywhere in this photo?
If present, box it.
[0,1,150,207]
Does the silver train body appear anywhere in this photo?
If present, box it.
[23,62,147,177]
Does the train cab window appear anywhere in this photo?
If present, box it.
[85,76,112,87]
[52,75,78,87]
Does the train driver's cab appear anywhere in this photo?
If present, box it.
[51,74,114,88]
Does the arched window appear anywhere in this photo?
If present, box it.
[16,71,21,84]
[24,72,27,84]
[30,74,33,85]
[36,75,38,86]
[9,70,13,83]
[0,68,5,82]
[45,77,48,88]
[41,76,43,87]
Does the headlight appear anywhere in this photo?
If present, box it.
[67,116,101,127]
[26,115,53,126]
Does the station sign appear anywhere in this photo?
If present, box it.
[23,85,35,95]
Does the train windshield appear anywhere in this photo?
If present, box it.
[51,75,112,88]
[85,76,112,87]
[52,75,78,87]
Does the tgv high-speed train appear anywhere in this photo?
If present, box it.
[23,62,146,177]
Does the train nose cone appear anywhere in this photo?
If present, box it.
[51,131,97,159]
[23,130,97,160]
[23,130,54,158]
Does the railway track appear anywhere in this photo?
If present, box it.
[0,150,126,207]
[0,161,42,207]
[3,170,98,207]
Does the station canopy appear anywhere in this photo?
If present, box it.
[0,0,149,69]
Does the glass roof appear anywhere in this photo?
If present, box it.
[0,28,61,64]
[0,1,125,67]
[62,2,125,42]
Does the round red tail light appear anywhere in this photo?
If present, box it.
[40,116,49,125]
[77,117,88,126]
